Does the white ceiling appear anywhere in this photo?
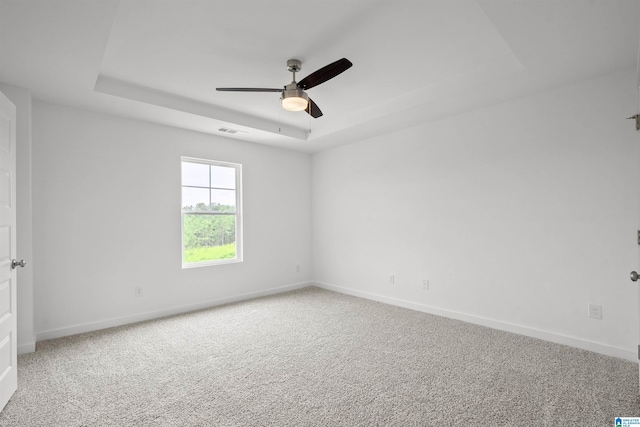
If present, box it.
[1,0,639,153]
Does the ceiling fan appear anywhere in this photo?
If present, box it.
[216,58,353,118]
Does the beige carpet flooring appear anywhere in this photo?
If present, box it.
[0,286,638,426]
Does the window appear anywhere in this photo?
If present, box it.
[181,157,242,267]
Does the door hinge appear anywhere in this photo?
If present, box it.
[637,230,640,245]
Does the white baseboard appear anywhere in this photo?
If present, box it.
[18,342,36,355]
[33,280,638,363]
[36,281,312,342]
[313,281,638,363]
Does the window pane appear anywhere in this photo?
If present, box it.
[211,165,236,189]
[183,214,236,263]
[182,187,210,211]
[211,189,236,212]
[181,157,242,268]
[182,162,210,187]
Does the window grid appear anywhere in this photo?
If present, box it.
[181,157,242,268]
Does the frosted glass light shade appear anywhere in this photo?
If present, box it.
[282,96,308,111]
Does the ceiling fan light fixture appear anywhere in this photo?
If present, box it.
[281,88,309,111]
[216,58,352,118]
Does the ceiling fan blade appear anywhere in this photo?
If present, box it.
[305,98,323,118]
[216,88,283,92]
[297,58,353,90]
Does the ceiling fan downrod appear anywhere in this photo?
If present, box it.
[282,59,308,111]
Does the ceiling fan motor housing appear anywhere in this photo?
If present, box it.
[281,82,308,111]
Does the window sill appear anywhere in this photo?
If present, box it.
[182,258,243,269]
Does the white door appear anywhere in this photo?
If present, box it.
[0,91,17,411]
[637,51,640,390]
[635,53,640,389]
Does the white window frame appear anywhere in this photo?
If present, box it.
[181,156,243,268]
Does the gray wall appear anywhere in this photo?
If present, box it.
[32,101,312,339]
[312,68,638,360]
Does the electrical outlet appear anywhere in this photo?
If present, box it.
[389,274,395,284]
[134,286,143,297]
[422,279,429,291]
[588,304,602,320]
